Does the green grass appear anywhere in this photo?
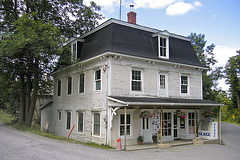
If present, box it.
[13,123,114,149]
[0,109,16,125]
[0,110,114,149]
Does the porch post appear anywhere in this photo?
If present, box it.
[218,105,222,144]
[194,107,197,138]
[124,106,127,150]
[160,107,163,144]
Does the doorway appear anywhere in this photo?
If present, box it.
[174,114,179,139]
[142,118,152,143]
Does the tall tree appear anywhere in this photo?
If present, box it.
[0,14,62,125]
[224,50,240,109]
[188,33,223,101]
[0,0,102,126]
[0,0,102,38]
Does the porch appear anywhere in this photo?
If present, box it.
[107,96,224,150]
[126,139,221,151]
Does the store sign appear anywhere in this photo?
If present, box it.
[198,131,211,137]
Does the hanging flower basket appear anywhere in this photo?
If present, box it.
[139,110,154,118]
[175,110,187,119]
[203,109,216,118]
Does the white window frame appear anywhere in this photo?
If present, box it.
[66,111,72,130]
[67,76,73,95]
[78,73,85,94]
[92,112,101,137]
[94,69,102,92]
[158,35,169,59]
[180,74,190,94]
[77,111,84,133]
[118,113,133,138]
[57,79,62,97]
[130,68,143,93]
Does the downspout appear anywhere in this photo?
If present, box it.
[124,106,127,150]
[194,107,197,138]
[160,107,163,144]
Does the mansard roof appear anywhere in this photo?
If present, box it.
[74,18,206,68]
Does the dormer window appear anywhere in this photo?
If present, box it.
[71,42,77,61]
[158,35,169,59]
[70,39,84,61]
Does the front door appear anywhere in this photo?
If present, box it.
[174,115,179,139]
[142,118,152,143]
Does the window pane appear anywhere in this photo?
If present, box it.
[95,70,101,80]
[181,85,188,93]
[96,80,101,90]
[160,48,166,57]
[181,76,188,85]
[79,73,84,93]
[132,81,141,91]
[58,111,61,120]
[68,77,72,95]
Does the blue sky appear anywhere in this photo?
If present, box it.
[84,0,240,90]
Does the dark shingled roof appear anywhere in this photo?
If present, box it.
[78,19,206,68]
[109,96,223,106]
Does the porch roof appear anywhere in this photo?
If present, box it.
[107,96,224,108]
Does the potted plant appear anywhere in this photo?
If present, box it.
[137,136,144,145]
[152,135,158,143]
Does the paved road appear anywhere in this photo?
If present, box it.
[0,122,240,160]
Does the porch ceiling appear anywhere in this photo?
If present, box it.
[107,96,224,109]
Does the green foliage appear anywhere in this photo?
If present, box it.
[0,0,103,38]
[224,50,240,109]
[188,33,223,101]
[0,109,17,125]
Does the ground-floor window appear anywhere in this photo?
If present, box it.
[66,111,71,130]
[161,112,171,136]
[78,111,84,132]
[93,112,100,136]
[58,110,62,120]
[120,114,131,136]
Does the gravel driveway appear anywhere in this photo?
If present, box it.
[0,122,239,160]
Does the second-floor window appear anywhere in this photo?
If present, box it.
[57,80,61,97]
[95,70,101,91]
[181,75,189,94]
[131,70,142,91]
[67,77,72,95]
[79,73,85,93]
[160,74,166,89]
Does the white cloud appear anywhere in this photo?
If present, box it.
[133,0,176,9]
[166,1,202,16]
[214,45,239,68]
[84,0,118,8]
[214,45,239,91]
